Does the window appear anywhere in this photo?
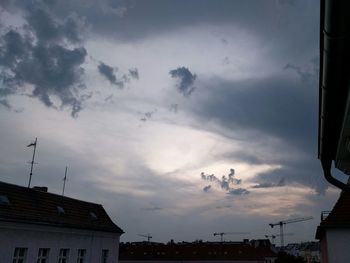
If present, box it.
[57,206,65,214]
[58,249,70,263]
[37,248,50,263]
[0,195,9,205]
[77,249,86,263]
[101,249,109,263]
[13,247,28,263]
[90,212,97,220]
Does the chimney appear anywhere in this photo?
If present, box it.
[33,186,48,192]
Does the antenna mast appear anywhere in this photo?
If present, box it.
[62,166,68,196]
[27,137,38,188]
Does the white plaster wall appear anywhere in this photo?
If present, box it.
[0,221,121,263]
[324,229,350,263]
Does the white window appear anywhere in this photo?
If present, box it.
[77,249,86,263]
[101,249,109,263]
[37,248,50,263]
[13,247,28,263]
[58,249,70,263]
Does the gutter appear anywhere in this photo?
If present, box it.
[319,0,350,191]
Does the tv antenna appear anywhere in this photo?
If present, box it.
[62,166,68,196]
[27,137,38,188]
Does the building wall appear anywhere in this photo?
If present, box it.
[324,229,350,263]
[320,236,329,263]
[0,221,121,263]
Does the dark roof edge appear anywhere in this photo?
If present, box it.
[0,180,103,206]
[0,180,124,234]
[0,217,124,234]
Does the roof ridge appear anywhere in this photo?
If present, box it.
[0,180,124,234]
[0,180,102,206]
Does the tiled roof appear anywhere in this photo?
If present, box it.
[0,181,123,233]
[316,190,350,239]
[119,241,277,261]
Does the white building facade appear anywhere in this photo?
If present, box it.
[0,181,123,263]
[316,191,350,263]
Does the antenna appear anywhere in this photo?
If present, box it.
[62,166,68,196]
[27,137,38,188]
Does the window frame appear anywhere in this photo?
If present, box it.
[77,249,86,263]
[13,247,28,263]
[37,248,50,263]
[58,248,70,263]
[101,249,109,263]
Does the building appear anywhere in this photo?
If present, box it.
[284,242,320,263]
[316,190,350,263]
[119,240,277,263]
[0,181,124,263]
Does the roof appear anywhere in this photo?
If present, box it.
[119,241,277,261]
[0,181,124,233]
[318,0,350,162]
[316,190,350,239]
[318,0,350,190]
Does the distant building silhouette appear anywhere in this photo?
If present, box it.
[119,239,277,263]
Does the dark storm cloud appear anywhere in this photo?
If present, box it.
[251,158,328,195]
[201,169,246,195]
[128,68,139,79]
[169,67,196,97]
[201,169,241,190]
[0,2,88,117]
[191,71,318,153]
[33,0,318,64]
[203,185,211,192]
[139,109,157,122]
[227,188,250,196]
[98,62,120,86]
[98,62,139,88]
[0,99,11,109]
[0,30,32,69]
[251,178,286,189]
[284,59,318,83]
[189,62,324,193]
[25,6,85,44]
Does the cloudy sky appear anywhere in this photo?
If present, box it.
[0,0,344,244]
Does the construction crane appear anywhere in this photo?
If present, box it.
[213,232,250,242]
[269,216,313,247]
[138,233,152,242]
[265,233,294,245]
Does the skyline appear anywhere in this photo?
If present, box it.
[0,0,343,244]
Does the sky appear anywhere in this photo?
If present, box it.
[0,0,345,245]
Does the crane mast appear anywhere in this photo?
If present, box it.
[138,233,152,242]
[265,233,294,245]
[269,216,313,247]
